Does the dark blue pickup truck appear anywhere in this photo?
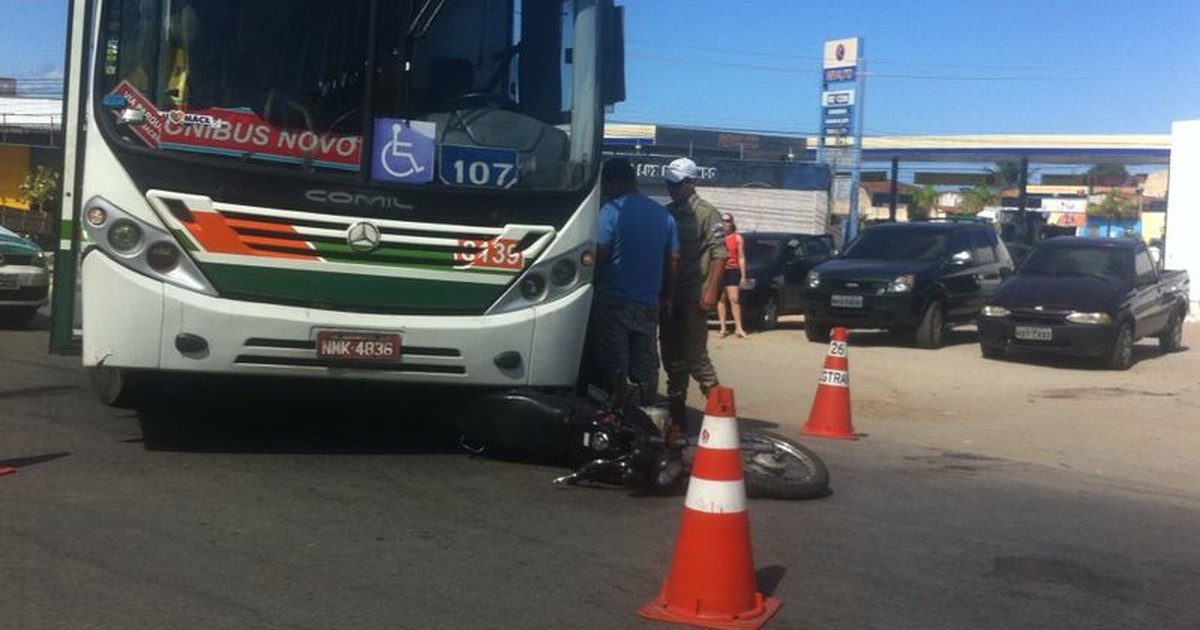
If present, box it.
[976,236,1190,370]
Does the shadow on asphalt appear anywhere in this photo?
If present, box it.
[982,342,1185,371]
[133,376,471,455]
[739,320,982,349]
[0,311,51,332]
[841,327,979,348]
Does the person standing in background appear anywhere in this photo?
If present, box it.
[660,157,728,430]
[717,213,748,338]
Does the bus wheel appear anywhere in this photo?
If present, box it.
[90,366,159,409]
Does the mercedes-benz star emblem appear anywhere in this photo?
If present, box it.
[346,222,382,253]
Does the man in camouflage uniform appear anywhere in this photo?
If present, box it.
[660,157,728,428]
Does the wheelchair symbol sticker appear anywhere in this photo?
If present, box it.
[372,118,435,183]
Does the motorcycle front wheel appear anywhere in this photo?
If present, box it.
[740,431,830,500]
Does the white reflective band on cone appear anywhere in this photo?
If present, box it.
[698,416,740,449]
[684,477,748,514]
[819,369,849,387]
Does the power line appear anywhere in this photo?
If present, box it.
[628,38,1184,78]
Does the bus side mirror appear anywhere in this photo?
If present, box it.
[602,5,626,106]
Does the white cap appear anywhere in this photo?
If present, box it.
[663,157,699,184]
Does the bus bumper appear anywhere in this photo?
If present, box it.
[81,253,590,388]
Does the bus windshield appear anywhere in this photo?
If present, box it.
[96,0,601,191]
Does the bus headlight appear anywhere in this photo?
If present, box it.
[81,196,217,296]
[488,242,592,315]
[146,241,181,272]
[85,206,108,226]
[550,259,578,287]
[519,273,548,301]
[107,219,144,254]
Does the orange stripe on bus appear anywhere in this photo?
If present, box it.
[240,235,319,259]
[184,212,313,259]
[225,217,296,234]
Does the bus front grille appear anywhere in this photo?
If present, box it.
[235,337,466,375]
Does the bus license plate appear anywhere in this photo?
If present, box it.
[1014,326,1052,341]
[0,274,17,290]
[316,331,402,361]
[831,294,863,308]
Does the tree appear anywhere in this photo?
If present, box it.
[1086,189,1137,237]
[18,165,60,216]
[909,184,939,221]
[1086,164,1130,189]
[989,161,1023,188]
[957,184,1000,215]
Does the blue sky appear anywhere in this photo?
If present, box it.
[2,0,1198,136]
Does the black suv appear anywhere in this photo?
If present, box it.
[801,221,1014,348]
[738,232,836,330]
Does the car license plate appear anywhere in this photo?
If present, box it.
[315,330,402,361]
[831,294,863,308]
[1014,325,1052,341]
[0,274,17,290]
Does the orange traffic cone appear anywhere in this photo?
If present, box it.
[801,327,858,440]
[638,386,782,630]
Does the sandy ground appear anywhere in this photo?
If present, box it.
[707,317,1200,497]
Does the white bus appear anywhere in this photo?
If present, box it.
[50,0,626,406]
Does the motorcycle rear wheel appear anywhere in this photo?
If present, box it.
[741,431,830,499]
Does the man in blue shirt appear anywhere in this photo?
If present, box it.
[593,158,680,402]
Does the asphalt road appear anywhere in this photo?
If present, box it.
[3,313,1199,629]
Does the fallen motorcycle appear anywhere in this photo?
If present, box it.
[456,387,830,500]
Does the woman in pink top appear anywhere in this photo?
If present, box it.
[717,213,748,338]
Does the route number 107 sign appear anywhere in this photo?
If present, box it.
[440,145,519,188]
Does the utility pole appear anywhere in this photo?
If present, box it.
[847,55,866,243]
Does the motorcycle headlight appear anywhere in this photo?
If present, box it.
[1066,312,1112,325]
[885,274,915,293]
[805,270,821,289]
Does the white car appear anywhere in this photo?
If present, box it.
[0,225,51,325]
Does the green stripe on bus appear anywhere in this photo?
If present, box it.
[171,228,200,252]
[201,263,505,310]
